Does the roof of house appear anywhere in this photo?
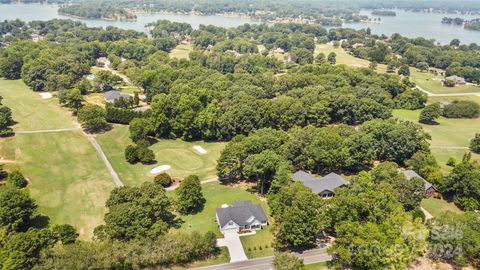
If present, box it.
[293,171,348,194]
[402,169,435,191]
[216,201,267,228]
[104,90,130,101]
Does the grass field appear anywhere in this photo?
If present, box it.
[427,95,480,105]
[0,79,114,240]
[314,44,387,73]
[169,43,193,59]
[241,228,275,259]
[0,79,77,131]
[96,125,225,186]
[410,69,480,94]
[421,198,462,219]
[170,181,270,236]
[392,109,480,168]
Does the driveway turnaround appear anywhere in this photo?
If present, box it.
[216,230,248,262]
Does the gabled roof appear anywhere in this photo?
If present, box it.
[293,171,348,194]
[402,169,435,191]
[216,201,267,228]
[104,90,130,101]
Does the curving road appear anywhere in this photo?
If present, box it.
[192,248,331,270]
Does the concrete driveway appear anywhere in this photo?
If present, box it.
[216,230,248,262]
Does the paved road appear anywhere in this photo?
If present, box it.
[85,134,124,187]
[416,85,480,97]
[192,248,331,270]
[15,127,82,134]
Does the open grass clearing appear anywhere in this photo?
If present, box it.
[0,79,77,131]
[410,68,480,94]
[169,43,193,59]
[96,125,225,186]
[421,198,462,219]
[0,79,114,240]
[314,44,387,73]
[392,109,480,148]
[392,109,480,170]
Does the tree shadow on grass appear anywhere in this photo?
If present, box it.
[29,214,50,229]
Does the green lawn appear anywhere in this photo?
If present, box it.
[392,109,480,147]
[96,125,225,186]
[169,43,193,59]
[169,181,274,259]
[170,181,270,236]
[410,68,480,94]
[421,198,462,219]
[305,262,330,270]
[0,79,77,131]
[427,95,480,105]
[314,44,387,73]
[0,79,114,240]
[392,109,480,169]
[241,227,275,259]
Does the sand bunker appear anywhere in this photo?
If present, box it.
[150,165,171,175]
[39,92,53,99]
[193,145,207,154]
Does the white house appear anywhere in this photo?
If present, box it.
[215,201,268,233]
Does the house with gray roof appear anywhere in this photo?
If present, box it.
[293,171,348,198]
[445,75,466,85]
[104,90,130,103]
[216,201,268,233]
[401,169,437,197]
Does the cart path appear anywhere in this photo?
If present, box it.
[166,177,218,191]
[85,133,124,187]
[14,127,82,134]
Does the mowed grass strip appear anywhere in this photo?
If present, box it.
[0,79,77,131]
[410,69,480,94]
[0,79,114,239]
[96,125,225,186]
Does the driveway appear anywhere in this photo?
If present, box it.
[216,230,248,263]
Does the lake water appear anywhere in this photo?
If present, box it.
[0,3,256,32]
[344,9,480,45]
[1,4,480,44]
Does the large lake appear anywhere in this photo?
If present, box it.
[0,3,257,31]
[343,9,480,45]
[1,4,480,44]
